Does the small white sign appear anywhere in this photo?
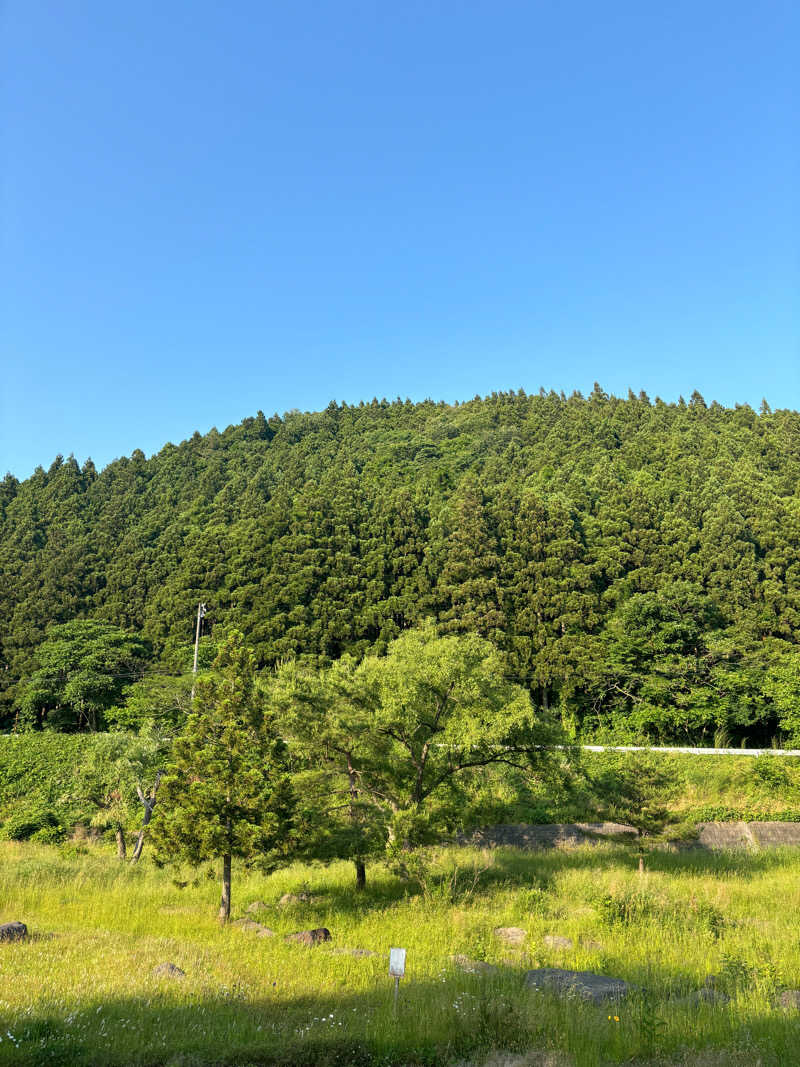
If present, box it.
[389,947,406,977]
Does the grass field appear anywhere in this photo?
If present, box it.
[2,841,800,1066]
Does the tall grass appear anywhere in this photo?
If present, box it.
[1,841,800,1065]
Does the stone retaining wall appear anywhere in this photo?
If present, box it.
[459,822,800,851]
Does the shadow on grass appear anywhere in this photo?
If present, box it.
[289,844,800,923]
[5,966,800,1067]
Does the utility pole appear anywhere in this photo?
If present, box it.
[191,601,207,700]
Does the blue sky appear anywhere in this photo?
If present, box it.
[2,1,798,479]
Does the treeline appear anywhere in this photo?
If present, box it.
[2,387,800,742]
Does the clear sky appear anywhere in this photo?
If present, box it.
[2,1,798,479]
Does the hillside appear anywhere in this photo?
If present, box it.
[2,387,800,740]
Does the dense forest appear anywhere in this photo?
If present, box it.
[2,386,799,743]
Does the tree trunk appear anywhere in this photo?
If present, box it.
[638,853,645,875]
[219,853,232,921]
[131,773,162,863]
[355,859,366,891]
[131,826,147,863]
[115,825,127,860]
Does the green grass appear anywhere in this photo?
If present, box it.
[2,841,800,1066]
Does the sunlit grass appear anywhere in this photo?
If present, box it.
[1,841,800,1064]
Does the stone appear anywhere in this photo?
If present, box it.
[543,935,573,951]
[232,919,274,936]
[0,921,27,942]
[450,954,498,975]
[246,900,269,913]
[233,919,263,931]
[494,926,527,946]
[152,962,185,978]
[285,927,331,946]
[673,987,730,1007]
[278,892,313,906]
[525,968,631,1004]
[778,990,800,1011]
[329,947,378,958]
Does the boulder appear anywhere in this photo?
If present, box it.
[525,968,631,1004]
[152,962,185,979]
[285,927,331,946]
[450,954,498,976]
[0,921,27,942]
[543,935,573,951]
[278,892,313,906]
[232,919,274,936]
[246,900,269,913]
[494,926,527,947]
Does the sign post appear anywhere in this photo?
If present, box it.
[389,948,406,1013]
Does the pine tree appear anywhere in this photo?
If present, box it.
[151,632,295,920]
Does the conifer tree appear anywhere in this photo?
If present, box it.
[151,632,294,920]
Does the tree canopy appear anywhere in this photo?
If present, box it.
[274,623,562,886]
[3,390,799,743]
[151,632,295,919]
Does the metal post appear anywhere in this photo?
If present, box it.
[191,602,206,700]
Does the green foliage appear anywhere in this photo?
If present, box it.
[151,632,296,910]
[18,620,151,731]
[0,733,141,841]
[763,650,800,744]
[0,801,61,842]
[589,753,681,867]
[105,672,192,731]
[274,623,562,882]
[2,392,799,743]
[595,887,656,925]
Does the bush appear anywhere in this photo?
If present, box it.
[1,803,60,841]
[595,887,655,925]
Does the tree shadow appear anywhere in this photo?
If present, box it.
[243,842,800,934]
[7,963,799,1067]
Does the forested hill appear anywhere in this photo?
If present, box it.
[3,387,800,741]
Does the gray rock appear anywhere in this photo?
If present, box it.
[778,990,800,1011]
[673,987,730,1007]
[232,919,264,931]
[285,927,331,946]
[525,967,631,1003]
[543,935,573,951]
[278,892,313,906]
[0,921,27,942]
[153,962,185,978]
[459,823,636,850]
[494,926,527,946]
[246,900,269,913]
[232,919,274,936]
[450,954,498,975]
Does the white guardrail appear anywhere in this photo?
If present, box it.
[576,745,800,757]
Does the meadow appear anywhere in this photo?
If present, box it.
[2,841,800,1066]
